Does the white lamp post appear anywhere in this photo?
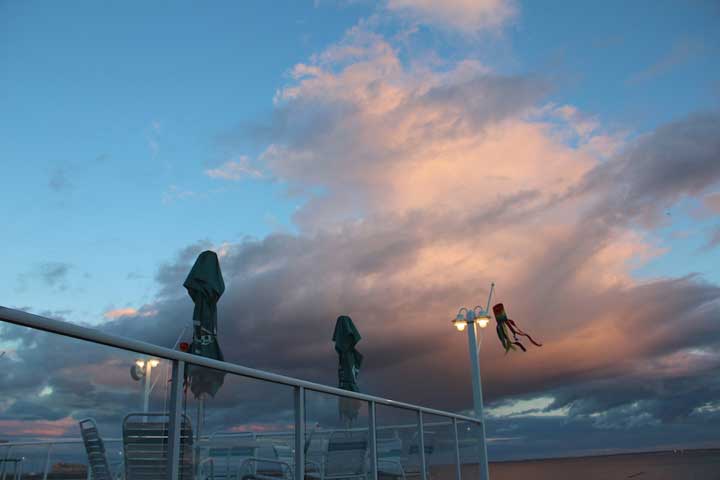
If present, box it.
[451,283,494,480]
[131,358,160,414]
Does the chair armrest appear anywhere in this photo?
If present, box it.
[240,457,293,473]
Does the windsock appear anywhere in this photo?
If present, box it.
[493,303,542,353]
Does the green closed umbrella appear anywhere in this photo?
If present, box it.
[333,315,363,422]
[184,250,226,399]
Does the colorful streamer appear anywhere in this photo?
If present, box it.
[492,303,542,353]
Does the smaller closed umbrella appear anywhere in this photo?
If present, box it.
[333,315,363,422]
[184,250,226,399]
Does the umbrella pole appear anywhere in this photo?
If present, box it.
[195,394,205,479]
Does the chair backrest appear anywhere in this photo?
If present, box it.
[406,432,435,468]
[79,418,113,480]
[123,412,194,480]
[377,436,403,460]
[324,431,368,477]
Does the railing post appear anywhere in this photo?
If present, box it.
[418,411,427,480]
[294,386,305,480]
[452,418,461,480]
[42,444,52,480]
[1,446,12,480]
[369,401,378,480]
[166,360,185,480]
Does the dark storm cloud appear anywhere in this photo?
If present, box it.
[582,112,720,226]
[38,263,72,288]
[14,263,73,293]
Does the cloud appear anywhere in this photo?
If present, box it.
[162,185,197,204]
[205,156,263,180]
[258,27,550,230]
[386,0,517,34]
[580,112,720,227]
[16,262,73,292]
[627,37,704,85]
[39,263,72,287]
[103,307,158,319]
[48,167,72,192]
[0,416,76,437]
[47,154,111,194]
[702,226,720,251]
[702,192,720,214]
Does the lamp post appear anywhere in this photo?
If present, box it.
[130,358,160,414]
[451,283,494,480]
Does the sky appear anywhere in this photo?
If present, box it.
[1,0,720,461]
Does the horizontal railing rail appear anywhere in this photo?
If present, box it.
[0,306,480,424]
[0,439,121,448]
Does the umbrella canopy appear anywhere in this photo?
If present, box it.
[184,250,226,398]
[333,315,363,421]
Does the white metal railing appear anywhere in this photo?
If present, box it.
[0,422,479,478]
[0,422,476,480]
[0,306,484,480]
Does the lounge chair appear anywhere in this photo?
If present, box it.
[307,430,369,480]
[238,443,294,480]
[401,433,435,480]
[376,435,405,480]
[203,432,292,480]
[207,444,256,480]
[122,412,199,480]
[79,418,119,480]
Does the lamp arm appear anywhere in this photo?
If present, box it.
[484,282,495,313]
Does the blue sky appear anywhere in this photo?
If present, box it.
[1,0,720,459]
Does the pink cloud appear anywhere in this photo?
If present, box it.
[205,156,262,181]
[104,307,138,319]
[386,0,517,34]
[702,192,720,214]
[218,23,720,417]
[103,307,158,319]
[0,416,76,437]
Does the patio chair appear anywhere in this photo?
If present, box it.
[122,412,198,480]
[79,418,119,480]
[307,430,368,480]
[401,433,435,480]
[376,435,405,480]
[207,441,258,480]
[203,432,292,480]
[303,425,326,478]
[239,443,294,480]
